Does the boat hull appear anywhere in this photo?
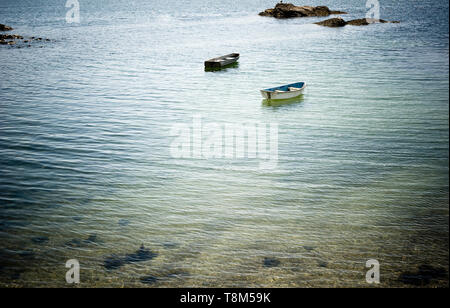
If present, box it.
[260,82,306,100]
[204,53,240,68]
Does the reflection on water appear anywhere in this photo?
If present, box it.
[262,95,304,107]
[204,62,239,72]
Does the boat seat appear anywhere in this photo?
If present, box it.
[288,87,301,91]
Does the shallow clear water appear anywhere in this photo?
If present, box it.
[0,0,448,287]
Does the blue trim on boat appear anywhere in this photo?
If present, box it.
[263,82,305,92]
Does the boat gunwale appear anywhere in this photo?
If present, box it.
[205,53,240,63]
[261,82,306,93]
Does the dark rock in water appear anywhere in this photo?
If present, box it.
[104,254,125,270]
[0,33,52,48]
[125,244,157,263]
[86,234,97,242]
[303,246,315,251]
[140,275,158,285]
[31,236,49,244]
[318,261,328,268]
[118,219,130,226]
[263,257,281,268]
[104,244,158,270]
[0,34,23,40]
[315,17,347,27]
[399,264,447,286]
[65,238,83,248]
[346,18,399,26]
[0,24,13,31]
[259,3,346,19]
[315,17,400,27]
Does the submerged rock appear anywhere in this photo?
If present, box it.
[263,257,281,268]
[140,275,158,285]
[125,244,157,263]
[318,260,328,268]
[303,245,315,251]
[1,34,22,40]
[399,264,447,286]
[259,3,346,19]
[104,254,125,270]
[0,24,13,31]
[315,17,400,27]
[103,244,157,270]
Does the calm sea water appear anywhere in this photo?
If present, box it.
[0,0,448,287]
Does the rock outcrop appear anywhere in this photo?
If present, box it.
[314,17,347,27]
[1,34,23,40]
[315,17,400,27]
[346,18,400,26]
[0,33,51,48]
[0,24,13,31]
[259,3,347,18]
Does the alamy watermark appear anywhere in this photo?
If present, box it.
[65,259,80,284]
[65,0,80,23]
[366,0,381,22]
[63,1,383,26]
[366,259,380,284]
[170,115,278,170]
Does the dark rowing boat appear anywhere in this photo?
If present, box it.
[204,53,240,68]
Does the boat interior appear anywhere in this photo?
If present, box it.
[263,82,305,92]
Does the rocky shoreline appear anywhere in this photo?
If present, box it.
[259,3,347,18]
[315,17,400,27]
[0,23,51,48]
[0,23,13,31]
[2,7,401,49]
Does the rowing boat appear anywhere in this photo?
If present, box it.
[204,53,240,68]
[260,82,306,100]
